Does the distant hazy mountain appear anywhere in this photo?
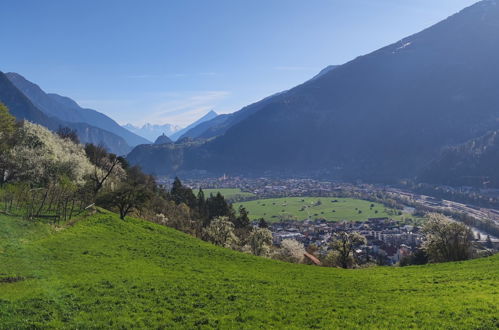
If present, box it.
[123,123,181,141]
[170,110,218,141]
[0,71,130,155]
[128,0,499,182]
[6,72,150,147]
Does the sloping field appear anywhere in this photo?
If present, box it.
[0,211,497,328]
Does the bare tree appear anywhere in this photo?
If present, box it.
[57,126,79,144]
[96,167,153,220]
[85,144,124,194]
[328,232,366,268]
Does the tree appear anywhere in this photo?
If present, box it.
[400,249,428,267]
[234,205,250,229]
[0,103,17,185]
[306,244,319,255]
[246,227,273,256]
[170,177,197,208]
[197,188,207,215]
[203,216,238,248]
[4,122,93,185]
[258,218,269,228]
[157,203,194,234]
[85,144,125,194]
[329,232,366,268]
[97,166,153,219]
[57,126,79,144]
[0,103,16,154]
[206,192,232,223]
[422,213,473,262]
[274,239,306,263]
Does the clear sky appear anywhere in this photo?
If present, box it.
[0,0,478,127]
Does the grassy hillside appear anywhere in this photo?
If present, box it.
[234,197,407,222]
[0,211,497,328]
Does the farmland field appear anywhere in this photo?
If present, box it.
[233,197,407,222]
[203,188,255,200]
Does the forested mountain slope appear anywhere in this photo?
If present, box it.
[421,130,499,188]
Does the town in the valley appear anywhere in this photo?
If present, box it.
[156,176,499,266]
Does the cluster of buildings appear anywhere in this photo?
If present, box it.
[269,217,424,265]
[180,176,343,198]
[159,175,498,259]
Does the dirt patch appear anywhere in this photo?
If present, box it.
[0,276,25,283]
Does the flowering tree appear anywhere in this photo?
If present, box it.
[422,213,473,262]
[246,227,273,257]
[5,122,93,185]
[204,216,238,248]
[274,239,306,263]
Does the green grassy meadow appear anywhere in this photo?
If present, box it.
[233,197,406,222]
[0,210,497,328]
[203,188,255,200]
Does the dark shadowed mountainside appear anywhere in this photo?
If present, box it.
[127,139,209,175]
[154,133,173,145]
[178,94,285,140]
[421,130,499,188]
[179,67,339,140]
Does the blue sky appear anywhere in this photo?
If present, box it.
[0,0,478,127]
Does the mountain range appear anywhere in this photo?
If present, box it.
[123,123,182,141]
[6,73,150,147]
[127,0,499,186]
[0,72,151,155]
[0,71,133,155]
[177,67,338,141]
[169,110,218,141]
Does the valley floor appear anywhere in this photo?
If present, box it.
[0,211,497,328]
[233,197,405,222]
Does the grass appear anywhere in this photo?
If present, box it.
[233,197,408,222]
[0,211,498,328]
[203,188,255,200]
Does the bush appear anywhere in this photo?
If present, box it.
[273,239,305,263]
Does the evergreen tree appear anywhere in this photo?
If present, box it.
[170,177,197,208]
[258,218,269,228]
[197,188,206,214]
[206,192,232,221]
[234,205,251,229]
